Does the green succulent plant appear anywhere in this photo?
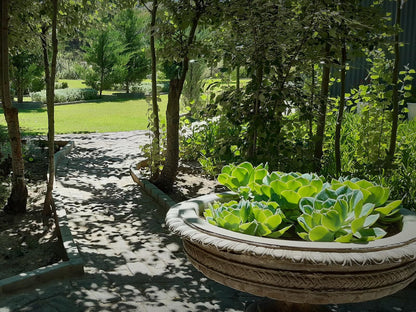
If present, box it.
[204,200,292,238]
[209,162,403,243]
[297,186,402,242]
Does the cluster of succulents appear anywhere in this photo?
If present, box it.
[205,162,402,243]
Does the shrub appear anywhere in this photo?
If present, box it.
[131,81,170,95]
[30,88,99,103]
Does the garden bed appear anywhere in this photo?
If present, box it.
[0,140,67,281]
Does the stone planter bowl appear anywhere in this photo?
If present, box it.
[166,193,416,305]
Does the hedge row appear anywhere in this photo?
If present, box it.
[30,88,99,103]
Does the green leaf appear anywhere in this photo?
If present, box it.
[281,190,301,205]
[223,213,241,231]
[254,168,268,183]
[298,185,317,198]
[270,180,288,195]
[322,211,342,232]
[356,180,373,189]
[335,233,353,243]
[357,227,386,240]
[266,225,292,238]
[239,201,251,223]
[232,167,250,186]
[309,226,334,242]
[204,209,213,218]
[355,202,375,218]
[264,214,282,231]
[310,179,323,192]
[253,209,268,223]
[221,165,232,175]
[261,185,272,199]
[367,186,390,206]
[217,173,230,188]
[257,223,272,236]
[351,216,365,233]
[363,214,379,228]
[298,216,312,231]
[375,200,402,216]
[239,221,258,236]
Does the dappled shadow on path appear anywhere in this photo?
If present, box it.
[50,132,255,311]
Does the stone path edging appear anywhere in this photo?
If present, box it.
[0,140,84,296]
[130,165,176,210]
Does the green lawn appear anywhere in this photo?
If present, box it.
[1,92,168,135]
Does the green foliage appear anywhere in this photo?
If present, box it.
[9,51,44,100]
[206,162,403,243]
[204,200,292,238]
[182,60,209,115]
[30,88,99,103]
[180,116,243,176]
[84,28,122,94]
[112,8,150,92]
[297,183,401,243]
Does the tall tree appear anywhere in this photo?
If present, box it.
[10,51,43,103]
[154,0,209,192]
[40,0,59,219]
[141,0,161,179]
[386,0,405,167]
[0,0,28,214]
[113,8,150,93]
[84,28,120,96]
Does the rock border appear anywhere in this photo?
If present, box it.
[130,163,176,210]
[0,140,84,296]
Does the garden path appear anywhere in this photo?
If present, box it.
[0,130,415,311]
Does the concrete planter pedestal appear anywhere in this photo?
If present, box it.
[166,193,416,307]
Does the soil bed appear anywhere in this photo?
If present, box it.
[0,141,65,281]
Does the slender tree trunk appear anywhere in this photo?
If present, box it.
[42,0,58,221]
[386,0,402,167]
[155,78,184,192]
[16,75,24,103]
[149,0,160,180]
[309,64,315,140]
[156,7,201,192]
[100,67,104,97]
[313,42,331,172]
[1,0,28,214]
[236,65,240,90]
[248,63,263,160]
[335,42,347,175]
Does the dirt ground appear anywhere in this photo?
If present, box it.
[0,148,65,281]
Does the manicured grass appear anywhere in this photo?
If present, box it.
[1,95,168,135]
[58,79,88,89]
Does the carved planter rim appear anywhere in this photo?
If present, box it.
[166,193,416,304]
[166,192,416,253]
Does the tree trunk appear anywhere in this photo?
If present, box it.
[1,0,28,214]
[335,42,347,175]
[100,67,104,97]
[313,42,331,172]
[42,0,58,221]
[248,63,263,160]
[16,75,24,103]
[236,65,240,90]
[386,0,402,167]
[154,78,184,192]
[149,0,160,180]
[154,6,201,192]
